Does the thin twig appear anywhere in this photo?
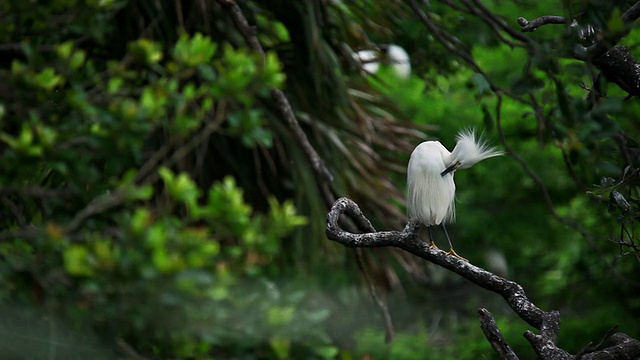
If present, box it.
[517,16,565,32]
[575,325,619,359]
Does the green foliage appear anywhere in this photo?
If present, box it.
[0,3,323,358]
[3,0,640,358]
[51,172,311,357]
[173,32,216,67]
[353,328,432,360]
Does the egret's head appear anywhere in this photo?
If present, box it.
[441,161,461,176]
[442,130,503,176]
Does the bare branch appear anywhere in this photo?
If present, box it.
[0,226,39,241]
[575,325,619,359]
[621,1,640,22]
[591,46,640,97]
[517,16,565,32]
[580,333,640,360]
[457,0,527,46]
[0,186,74,198]
[215,0,334,189]
[478,308,519,360]
[523,330,573,359]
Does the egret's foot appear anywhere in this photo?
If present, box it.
[445,248,468,262]
[429,241,440,250]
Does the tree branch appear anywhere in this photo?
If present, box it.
[326,197,640,359]
[478,308,519,360]
[523,330,572,359]
[518,2,640,61]
[215,0,334,189]
[575,325,619,359]
[580,333,640,360]
[326,198,557,333]
[517,15,565,32]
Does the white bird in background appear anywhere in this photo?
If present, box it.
[354,44,411,78]
[407,130,503,261]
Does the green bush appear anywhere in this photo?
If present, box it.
[0,6,334,356]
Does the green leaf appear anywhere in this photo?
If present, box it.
[31,67,64,90]
[107,77,124,94]
[264,51,286,88]
[69,49,86,69]
[56,41,74,59]
[159,168,201,210]
[269,336,291,360]
[173,32,217,67]
[203,176,252,232]
[313,345,340,359]
[267,197,308,237]
[93,239,117,267]
[145,222,167,249]
[35,124,58,147]
[64,244,94,276]
[471,72,491,95]
[129,38,163,64]
[607,8,623,33]
[131,208,152,234]
[267,305,295,325]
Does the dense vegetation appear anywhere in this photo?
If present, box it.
[1,0,639,358]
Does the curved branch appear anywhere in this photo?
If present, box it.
[326,197,558,335]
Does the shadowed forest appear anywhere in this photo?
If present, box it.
[1,0,640,358]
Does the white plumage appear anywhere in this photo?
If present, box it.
[353,44,411,78]
[407,140,457,226]
[407,130,502,259]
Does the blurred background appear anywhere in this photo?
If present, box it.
[1,0,640,358]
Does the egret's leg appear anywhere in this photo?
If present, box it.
[442,224,468,262]
[427,226,439,249]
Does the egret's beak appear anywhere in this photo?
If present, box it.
[441,161,461,176]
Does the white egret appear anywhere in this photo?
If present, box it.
[407,130,503,260]
[353,44,411,78]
